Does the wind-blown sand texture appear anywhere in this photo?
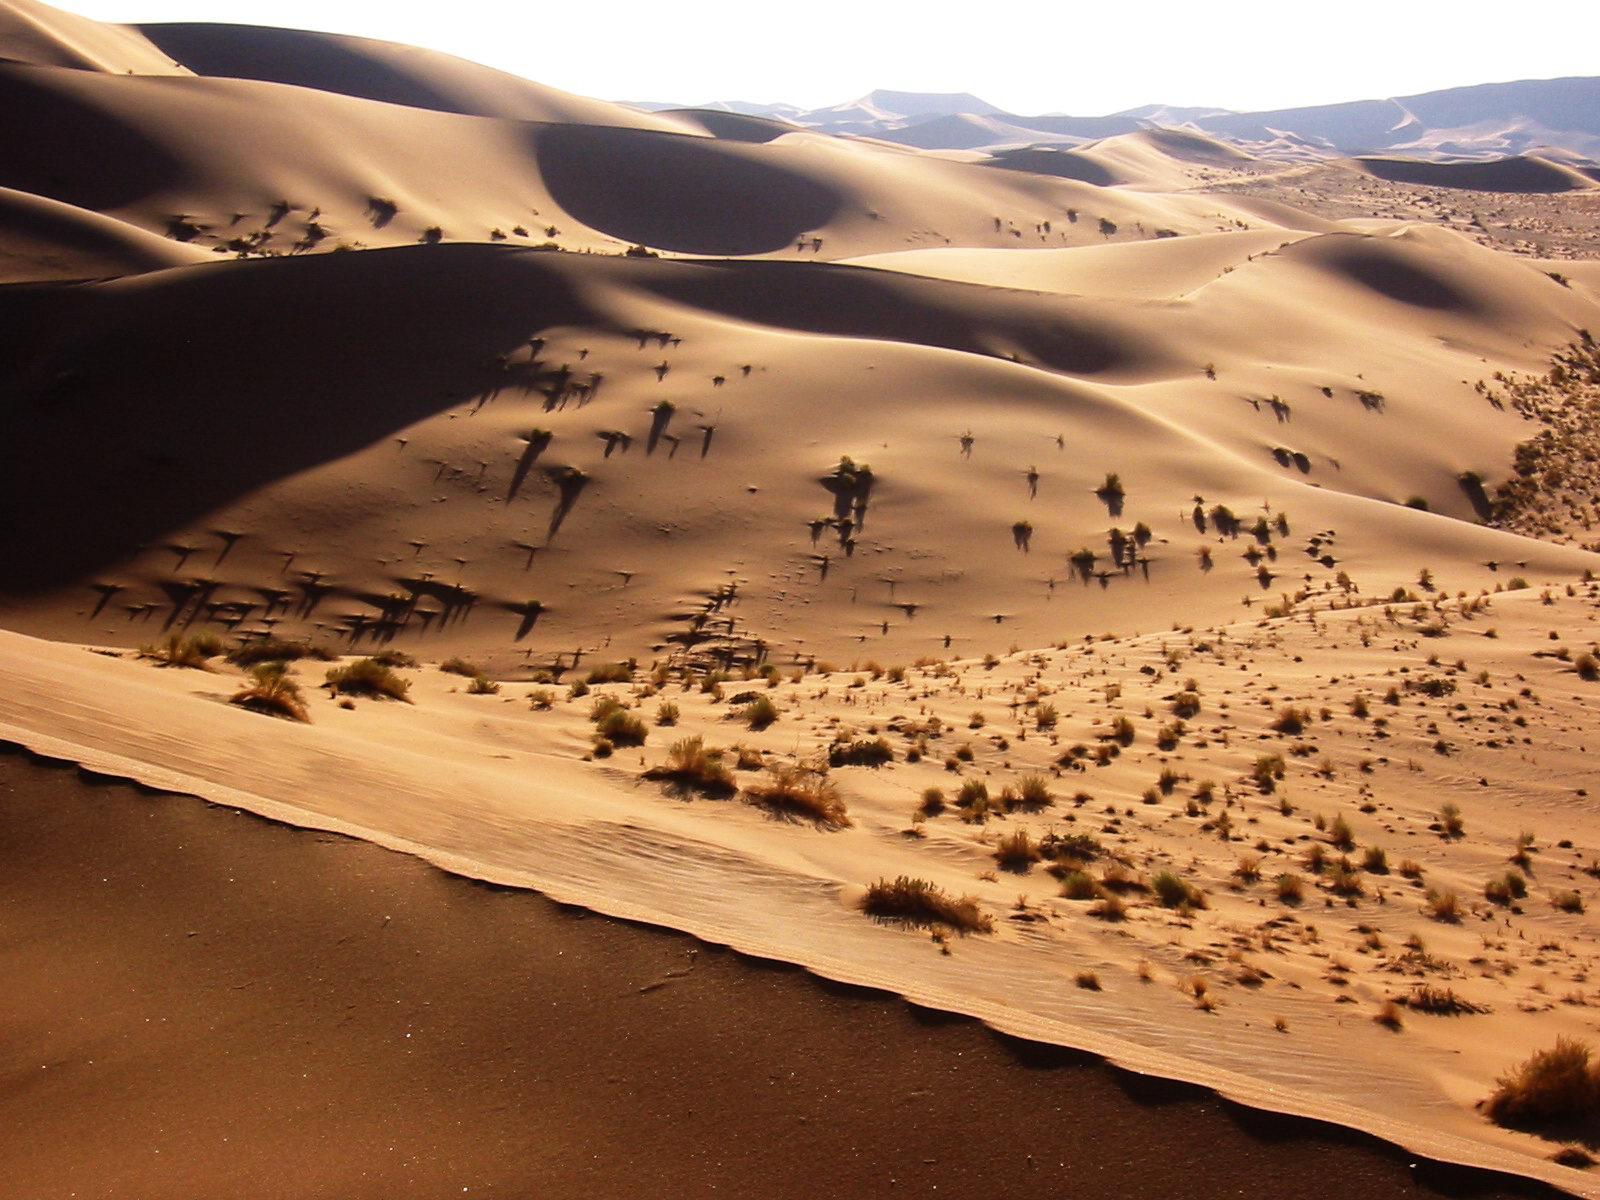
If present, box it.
[3,0,1600,1192]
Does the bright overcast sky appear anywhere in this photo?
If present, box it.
[57,0,1600,114]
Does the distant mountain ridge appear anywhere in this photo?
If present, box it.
[636,77,1600,163]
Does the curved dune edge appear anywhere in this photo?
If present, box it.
[0,643,1588,1197]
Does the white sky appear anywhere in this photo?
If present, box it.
[58,0,1600,115]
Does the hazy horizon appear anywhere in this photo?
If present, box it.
[53,0,1600,116]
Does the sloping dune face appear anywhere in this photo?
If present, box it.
[138,21,696,132]
[1,227,1593,663]
[0,0,184,73]
[533,126,843,254]
[1354,154,1597,194]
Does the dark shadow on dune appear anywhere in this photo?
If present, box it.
[0,66,189,211]
[1356,155,1583,194]
[985,147,1118,186]
[140,23,465,113]
[533,124,842,255]
[0,245,604,592]
[665,108,794,144]
[626,259,1137,376]
[1321,242,1479,313]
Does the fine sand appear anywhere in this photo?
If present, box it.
[0,748,1558,1200]
[4,1,1600,1193]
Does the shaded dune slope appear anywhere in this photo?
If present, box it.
[1354,154,1598,194]
[1,229,1592,661]
[0,0,183,74]
[138,20,694,132]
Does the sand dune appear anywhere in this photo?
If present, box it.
[0,184,210,281]
[1354,155,1599,194]
[4,4,1600,1194]
[0,0,184,74]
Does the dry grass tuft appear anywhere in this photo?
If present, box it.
[143,632,225,669]
[745,763,850,828]
[230,662,309,722]
[994,829,1041,872]
[861,876,992,933]
[1486,1038,1600,1128]
[644,736,736,797]
[325,658,412,702]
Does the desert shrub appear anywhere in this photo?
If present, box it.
[1328,814,1355,850]
[230,662,309,722]
[994,829,1041,872]
[1109,716,1135,746]
[1088,894,1127,921]
[144,632,225,669]
[1151,870,1205,909]
[1171,690,1201,718]
[745,764,849,828]
[528,688,555,710]
[1425,888,1462,922]
[325,658,412,702]
[1060,870,1100,900]
[956,778,989,808]
[643,736,735,796]
[1484,871,1528,905]
[1577,653,1599,682]
[585,661,634,684]
[1440,802,1465,838]
[1252,754,1286,792]
[919,787,946,817]
[440,656,484,678]
[1275,873,1305,904]
[226,638,333,667]
[1035,703,1059,730]
[1407,985,1487,1015]
[370,649,418,668]
[1553,890,1586,913]
[740,695,780,730]
[861,877,991,933]
[828,737,893,767]
[1014,774,1053,810]
[598,708,648,746]
[1270,705,1311,735]
[656,701,680,725]
[1075,970,1102,990]
[1486,1039,1600,1127]
[1361,846,1389,874]
[467,675,500,695]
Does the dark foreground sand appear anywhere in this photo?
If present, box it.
[0,748,1558,1200]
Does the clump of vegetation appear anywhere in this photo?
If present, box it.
[861,876,992,933]
[598,706,648,746]
[466,675,500,695]
[643,736,736,796]
[1275,873,1305,904]
[829,737,893,767]
[1484,871,1528,905]
[370,649,419,668]
[1151,870,1205,909]
[226,638,334,667]
[745,763,849,828]
[585,661,635,684]
[143,632,225,669]
[440,656,484,678]
[1013,774,1053,810]
[994,830,1041,872]
[1270,705,1310,735]
[1425,888,1462,922]
[1406,985,1488,1016]
[655,701,680,725]
[230,662,309,722]
[740,695,780,730]
[325,658,412,702]
[1486,1038,1600,1128]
